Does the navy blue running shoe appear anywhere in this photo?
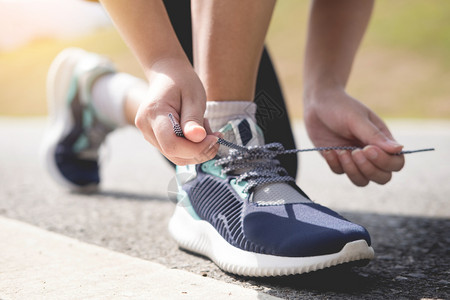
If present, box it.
[40,48,116,192]
[169,118,374,276]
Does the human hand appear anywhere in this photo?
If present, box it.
[135,57,219,165]
[304,89,405,186]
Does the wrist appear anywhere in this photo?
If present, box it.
[145,55,192,79]
[303,80,346,105]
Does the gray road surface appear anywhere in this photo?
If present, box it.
[0,117,449,299]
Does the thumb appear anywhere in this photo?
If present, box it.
[180,98,207,143]
[354,117,403,154]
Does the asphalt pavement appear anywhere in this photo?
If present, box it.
[0,117,449,299]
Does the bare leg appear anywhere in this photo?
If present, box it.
[123,1,276,125]
[123,82,148,125]
[123,0,296,176]
[191,0,276,102]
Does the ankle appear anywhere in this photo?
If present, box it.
[91,73,146,127]
[205,101,256,132]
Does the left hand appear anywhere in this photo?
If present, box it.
[304,88,405,186]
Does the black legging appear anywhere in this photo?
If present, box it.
[164,0,298,178]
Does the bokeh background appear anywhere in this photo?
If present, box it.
[1,0,449,119]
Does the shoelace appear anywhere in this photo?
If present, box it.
[216,143,297,192]
[169,113,435,192]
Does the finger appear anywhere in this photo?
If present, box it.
[163,136,219,163]
[351,115,403,154]
[153,113,219,159]
[203,118,216,135]
[169,142,220,166]
[337,150,369,187]
[135,109,159,148]
[352,149,392,184]
[363,145,405,172]
[204,118,223,138]
[213,131,224,139]
[137,107,218,163]
[368,113,395,140]
[168,157,194,166]
[189,141,220,164]
[369,113,406,154]
[323,150,344,174]
[180,96,207,143]
[159,132,219,161]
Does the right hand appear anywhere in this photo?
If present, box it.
[304,88,405,186]
[135,57,219,165]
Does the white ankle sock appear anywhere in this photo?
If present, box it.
[90,73,146,127]
[204,101,257,132]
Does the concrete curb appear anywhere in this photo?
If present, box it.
[0,216,280,300]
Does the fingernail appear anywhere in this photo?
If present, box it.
[387,140,403,148]
[324,150,334,161]
[186,120,204,131]
[352,149,367,164]
[339,150,351,164]
[364,147,378,160]
[208,140,218,150]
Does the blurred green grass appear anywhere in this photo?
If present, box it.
[266,0,450,119]
[369,1,450,64]
[0,0,449,119]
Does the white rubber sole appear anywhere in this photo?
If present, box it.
[169,205,375,277]
[39,48,98,192]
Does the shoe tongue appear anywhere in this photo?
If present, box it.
[219,118,264,148]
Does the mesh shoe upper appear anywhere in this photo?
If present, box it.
[47,49,115,188]
[55,93,112,186]
[178,118,371,257]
